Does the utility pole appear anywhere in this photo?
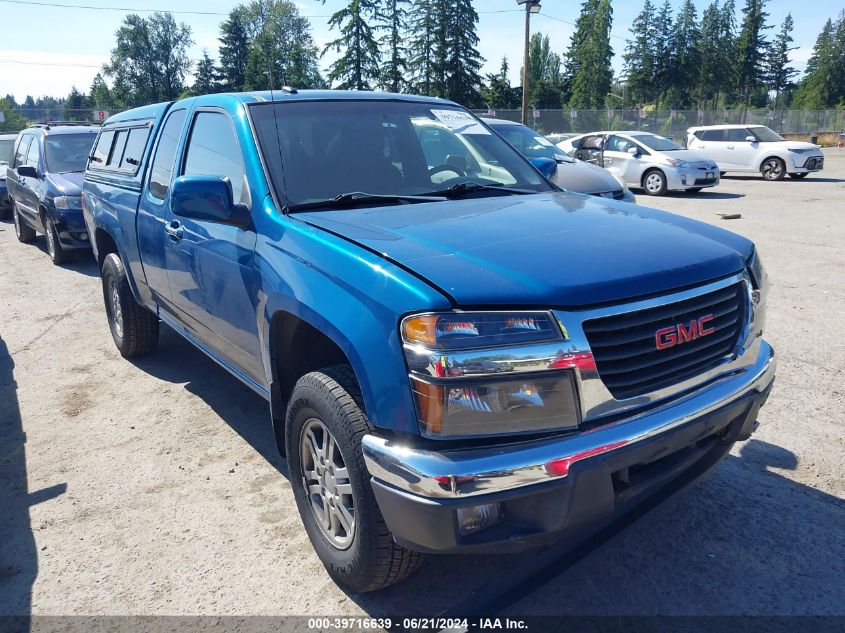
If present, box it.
[518,0,541,125]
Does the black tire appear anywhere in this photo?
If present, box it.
[761,157,786,181]
[286,366,423,592]
[789,172,809,179]
[101,253,159,357]
[12,201,36,243]
[45,215,71,265]
[642,169,667,196]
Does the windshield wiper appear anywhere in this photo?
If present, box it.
[287,191,447,212]
[423,181,535,199]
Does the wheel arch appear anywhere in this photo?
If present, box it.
[641,167,666,188]
[757,153,787,172]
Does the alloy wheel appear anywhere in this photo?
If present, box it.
[762,159,784,180]
[13,206,20,238]
[110,279,124,338]
[46,219,56,258]
[299,417,355,550]
[645,172,664,193]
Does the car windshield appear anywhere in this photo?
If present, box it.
[44,133,97,173]
[749,126,785,142]
[487,122,569,163]
[635,134,684,151]
[0,139,14,164]
[250,101,552,209]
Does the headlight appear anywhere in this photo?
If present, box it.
[54,196,82,210]
[666,159,690,168]
[788,148,810,154]
[401,312,580,438]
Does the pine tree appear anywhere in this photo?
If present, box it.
[566,0,614,109]
[407,0,437,95]
[219,6,251,91]
[88,73,113,108]
[379,0,410,92]
[735,0,771,106]
[64,87,88,121]
[441,0,484,106]
[667,0,700,107]
[623,0,658,105]
[792,13,845,109]
[652,0,674,104]
[526,33,563,108]
[323,0,382,90]
[482,57,519,109]
[765,13,797,109]
[192,51,222,95]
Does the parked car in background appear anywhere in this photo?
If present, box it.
[5,122,99,264]
[83,91,774,593]
[686,124,825,181]
[0,133,17,218]
[483,118,635,202]
[558,131,720,196]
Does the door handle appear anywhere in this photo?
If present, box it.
[726,145,734,149]
[165,221,183,241]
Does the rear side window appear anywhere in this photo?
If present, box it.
[120,127,150,171]
[91,130,115,166]
[726,129,750,142]
[699,130,724,141]
[108,130,129,168]
[13,135,32,167]
[182,111,247,205]
[149,109,187,200]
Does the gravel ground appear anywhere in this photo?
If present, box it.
[1,151,843,620]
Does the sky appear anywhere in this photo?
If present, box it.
[0,0,837,104]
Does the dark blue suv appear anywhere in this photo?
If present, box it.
[5,122,99,264]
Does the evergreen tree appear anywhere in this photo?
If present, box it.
[526,33,563,108]
[323,0,382,90]
[219,6,251,91]
[0,98,29,133]
[765,13,797,109]
[652,0,674,104]
[88,73,113,108]
[623,0,658,104]
[565,0,614,109]
[407,0,437,95]
[482,57,519,109]
[667,0,700,107]
[192,51,222,95]
[735,0,771,106]
[441,0,484,105]
[64,86,87,120]
[242,0,324,90]
[379,0,410,92]
[792,13,845,108]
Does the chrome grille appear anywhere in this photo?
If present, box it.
[583,282,746,400]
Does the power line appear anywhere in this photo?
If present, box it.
[0,57,102,67]
[536,11,629,42]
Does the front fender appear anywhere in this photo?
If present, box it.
[254,202,450,435]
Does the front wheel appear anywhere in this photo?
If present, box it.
[642,170,667,196]
[101,253,159,357]
[45,215,70,265]
[761,157,786,181]
[286,366,423,592]
[789,172,809,180]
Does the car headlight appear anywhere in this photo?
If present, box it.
[54,195,82,210]
[401,312,581,438]
[666,159,690,168]
[788,148,810,154]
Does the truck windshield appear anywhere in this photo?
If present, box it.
[635,134,684,152]
[250,101,552,210]
[44,134,97,173]
[749,126,785,142]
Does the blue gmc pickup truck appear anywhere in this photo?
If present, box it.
[83,91,775,592]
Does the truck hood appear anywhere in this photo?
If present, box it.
[298,192,753,308]
[48,172,84,196]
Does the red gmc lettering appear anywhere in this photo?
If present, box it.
[655,326,677,350]
[655,314,716,350]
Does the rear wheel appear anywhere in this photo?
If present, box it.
[286,366,423,592]
[642,170,667,196]
[13,201,36,243]
[101,253,159,357]
[761,157,786,181]
[789,172,809,180]
[45,215,70,265]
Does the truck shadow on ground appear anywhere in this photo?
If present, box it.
[127,328,845,617]
[0,336,66,628]
[28,237,99,278]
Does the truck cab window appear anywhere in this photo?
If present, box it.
[149,109,187,200]
[182,112,247,206]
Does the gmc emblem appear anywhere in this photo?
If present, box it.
[655,314,716,350]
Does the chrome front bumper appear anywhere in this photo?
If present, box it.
[363,341,775,500]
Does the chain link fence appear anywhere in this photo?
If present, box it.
[473,108,845,143]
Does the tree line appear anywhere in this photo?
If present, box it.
[1,0,844,132]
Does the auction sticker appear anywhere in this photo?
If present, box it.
[431,109,490,135]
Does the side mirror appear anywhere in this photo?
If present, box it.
[170,175,250,228]
[745,135,756,143]
[17,165,39,178]
[529,157,558,180]
[627,146,639,156]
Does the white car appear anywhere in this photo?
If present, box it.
[557,131,720,196]
[686,124,824,181]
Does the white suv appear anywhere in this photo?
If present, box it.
[686,125,824,181]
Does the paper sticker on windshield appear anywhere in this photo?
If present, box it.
[533,135,554,147]
[430,109,490,135]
